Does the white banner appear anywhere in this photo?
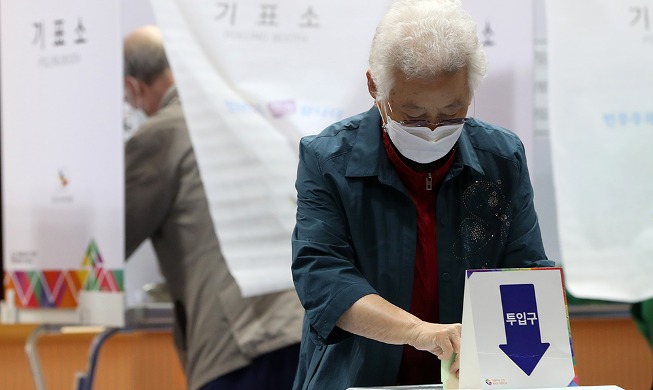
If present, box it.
[1,0,124,324]
[546,0,653,302]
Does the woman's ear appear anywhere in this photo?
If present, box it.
[366,70,377,100]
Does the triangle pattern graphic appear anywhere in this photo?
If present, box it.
[4,239,123,308]
[42,271,65,307]
[25,271,40,307]
[82,240,104,268]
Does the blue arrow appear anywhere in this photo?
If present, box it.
[499,284,550,376]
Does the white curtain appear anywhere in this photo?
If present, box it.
[547,0,653,302]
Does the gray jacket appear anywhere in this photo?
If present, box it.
[126,86,303,390]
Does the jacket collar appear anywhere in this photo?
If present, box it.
[345,107,485,180]
[158,85,179,110]
[345,107,385,178]
[451,117,485,177]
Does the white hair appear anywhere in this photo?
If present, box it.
[369,0,487,100]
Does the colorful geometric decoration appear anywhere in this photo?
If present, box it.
[2,239,123,308]
[82,239,104,268]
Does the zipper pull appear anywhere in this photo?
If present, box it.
[426,173,433,191]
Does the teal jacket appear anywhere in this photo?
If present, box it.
[291,107,552,389]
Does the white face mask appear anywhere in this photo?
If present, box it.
[384,118,464,164]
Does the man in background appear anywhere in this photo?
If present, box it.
[123,25,303,390]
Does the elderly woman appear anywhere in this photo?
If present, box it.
[291,0,552,388]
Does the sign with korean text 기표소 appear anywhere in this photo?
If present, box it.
[458,268,577,389]
[1,0,124,326]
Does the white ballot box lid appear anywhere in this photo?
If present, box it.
[347,386,623,390]
[348,386,443,390]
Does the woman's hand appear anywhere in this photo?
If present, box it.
[409,322,462,361]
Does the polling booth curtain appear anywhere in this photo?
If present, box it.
[546,0,653,302]
[149,0,395,296]
[151,0,539,296]
[1,0,124,325]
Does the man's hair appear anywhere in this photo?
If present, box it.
[124,37,170,85]
[369,0,487,100]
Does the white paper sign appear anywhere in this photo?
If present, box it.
[546,0,653,302]
[1,0,124,325]
[458,268,576,389]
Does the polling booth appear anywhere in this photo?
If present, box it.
[0,1,173,389]
[0,0,124,327]
[1,0,652,388]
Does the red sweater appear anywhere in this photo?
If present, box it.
[382,130,456,385]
